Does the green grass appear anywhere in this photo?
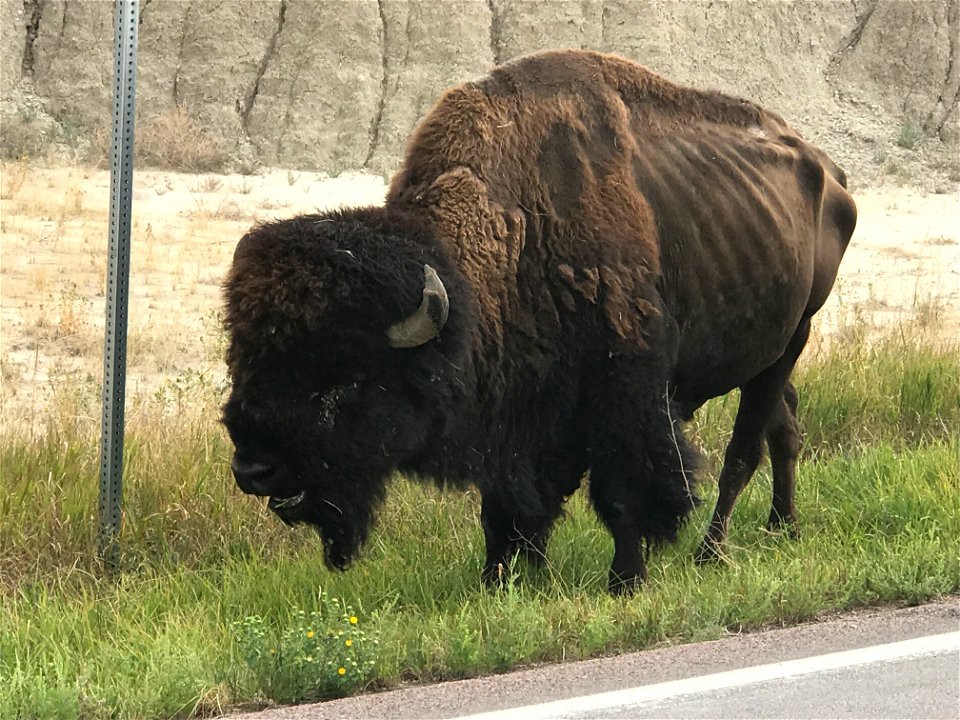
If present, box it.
[1,323,958,719]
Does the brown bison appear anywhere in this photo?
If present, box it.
[222,49,856,592]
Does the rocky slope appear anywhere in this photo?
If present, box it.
[2,0,957,186]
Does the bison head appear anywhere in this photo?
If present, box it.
[221,209,463,569]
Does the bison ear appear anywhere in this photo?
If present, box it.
[387,265,450,348]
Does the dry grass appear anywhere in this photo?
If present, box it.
[190,176,224,193]
[26,265,51,294]
[0,155,30,198]
[1,164,230,432]
[1,159,955,436]
[188,197,254,222]
[136,108,229,173]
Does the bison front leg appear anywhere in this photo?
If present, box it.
[479,493,555,586]
[588,375,700,594]
[589,480,648,594]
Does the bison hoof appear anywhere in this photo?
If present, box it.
[694,539,724,565]
[607,570,644,595]
[481,562,512,588]
[517,542,547,567]
[766,513,800,539]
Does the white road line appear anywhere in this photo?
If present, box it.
[451,631,960,720]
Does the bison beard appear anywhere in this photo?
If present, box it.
[221,50,855,593]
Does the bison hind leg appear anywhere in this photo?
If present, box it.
[765,381,801,537]
[696,322,810,564]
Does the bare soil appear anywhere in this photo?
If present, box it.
[1,162,957,432]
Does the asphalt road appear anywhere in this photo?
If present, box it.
[592,648,959,719]
[226,599,959,720]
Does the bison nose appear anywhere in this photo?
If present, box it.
[231,455,277,495]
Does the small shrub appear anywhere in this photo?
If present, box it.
[212,199,250,221]
[56,282,88,338]
[82,126,112,168]
[233,590,377,702]
[896,115,924,150]
[0,109,48,160]
[136,108,228,172]
[59,186,84,220]
[883,159,913,184]
[202,309,229,363]
[191,176,223,193]
[150,367,226,415]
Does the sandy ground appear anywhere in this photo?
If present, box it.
[0,162,958,431]
[814,187,960,345]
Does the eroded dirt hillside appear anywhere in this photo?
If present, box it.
[1,0,957,185]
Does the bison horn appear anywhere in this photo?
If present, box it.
[387,264,449,348]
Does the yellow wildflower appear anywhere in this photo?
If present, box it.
[306,630,315,638]
[338,667,346,675]
[345,639,353,647]
[349,616,358,625]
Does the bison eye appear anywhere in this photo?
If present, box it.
[309,381,362,430]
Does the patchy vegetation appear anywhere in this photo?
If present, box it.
[1,314,957,719]
[233,595,378,702]
[895,114,925,151]
[136,109,230,174]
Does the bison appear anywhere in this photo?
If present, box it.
[222,49,856,592]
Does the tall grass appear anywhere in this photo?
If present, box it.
[1,322,957,719]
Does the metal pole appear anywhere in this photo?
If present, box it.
[99,0,139,569]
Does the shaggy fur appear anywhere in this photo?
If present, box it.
[222,49,856,592]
